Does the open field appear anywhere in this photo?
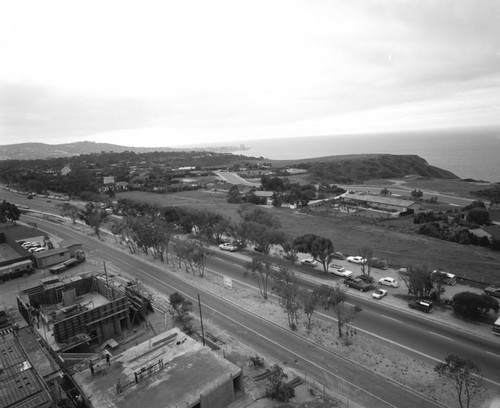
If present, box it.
[115,183,500,285]
[362,176,496,199]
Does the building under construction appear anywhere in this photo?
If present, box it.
[19,272,154,352]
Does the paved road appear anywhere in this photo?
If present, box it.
[214,171,261,187]
[209,254,500,385]
[17,215,451,408]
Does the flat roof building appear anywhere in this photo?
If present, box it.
[73,327,244,408]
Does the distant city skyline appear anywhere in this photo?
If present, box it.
[1,0,500,148]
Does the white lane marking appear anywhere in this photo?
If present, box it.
[486,351,500,359]
[428,331,455,342]
[380,314,403,323]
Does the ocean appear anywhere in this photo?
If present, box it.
[228,127,500,183]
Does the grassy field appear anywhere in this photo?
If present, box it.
[115,180,500,284]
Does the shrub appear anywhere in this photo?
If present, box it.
[452,292,499,321]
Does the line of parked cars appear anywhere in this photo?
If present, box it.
[20,241,47,253]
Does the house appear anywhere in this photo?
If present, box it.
[252,190,274,205]
[341,193,420,215]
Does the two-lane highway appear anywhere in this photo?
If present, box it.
[208,254,500,385]
[26,214,454,407]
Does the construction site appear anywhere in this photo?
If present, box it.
[18,270,155,353]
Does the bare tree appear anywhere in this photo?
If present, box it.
[359,246,373,277]
[244,254,274,299]
[435,355,484,408]
[315,284,362,339]
[303,291,317,331]
[272,265,301,330]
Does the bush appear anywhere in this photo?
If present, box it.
[452,292,499,321]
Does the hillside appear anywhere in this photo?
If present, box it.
[0,141,245,161]
[271,154,458,183]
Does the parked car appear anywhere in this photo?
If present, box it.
[408,299,433,313]
[431,270,457,286]
[372,289,387,299]
[378,277,399,288]
[329,266,353,277]
[219,243,238,252]
[347,256,366,265]
[484,286,500,299]
[33,247,46,253]
[331,252,346,260]
[301,258,318,267]
[344,277,370,292]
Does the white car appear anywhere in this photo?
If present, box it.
[347,256,367,264]
[378,277,399,288]
[219,243,238,252]
[301,258,318,267]
[372,289,388,299]
[329,266,353,278]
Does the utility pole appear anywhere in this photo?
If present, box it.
[198,294,205,346]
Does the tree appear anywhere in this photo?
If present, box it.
[380,188,390,196]
[466,207,490,225]
[359,246,373,277]
[452,292,499,321]
[272,265,301,330]
[435,355,483,408]
[303,291,317,331]
[237,204,281,229]
[293,234,334,273]
[58,202,80,224]
[227,185,242,203]
[79,203,108,239]
[241,221,285,255]
[0,200,21,225]
[411,189,423,200]
[244,254,275,299]
[266,364,294,402]
[314,284,361,339]
[169,292,194,333]
[398,265,434,298]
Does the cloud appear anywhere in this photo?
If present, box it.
[1,0,500,146]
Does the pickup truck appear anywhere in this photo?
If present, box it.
[408,299,433,313]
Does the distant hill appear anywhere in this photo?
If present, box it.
[0,141,245,161]
[269,154,458,182]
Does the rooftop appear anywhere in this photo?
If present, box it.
[73,327,242,408]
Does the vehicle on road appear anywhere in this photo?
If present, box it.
[219,243,238,252]
[408,299,433,313]
[344,277,370,292]
[347,256,366,264]
[301,258,318,267]
[493,317,500,335]
[431,270,457,286]
[378,277,399,288]
[329,266,353,277]
[372,289,387,299]
[484,286,500,298]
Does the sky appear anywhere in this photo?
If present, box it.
[1,0,500,148]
